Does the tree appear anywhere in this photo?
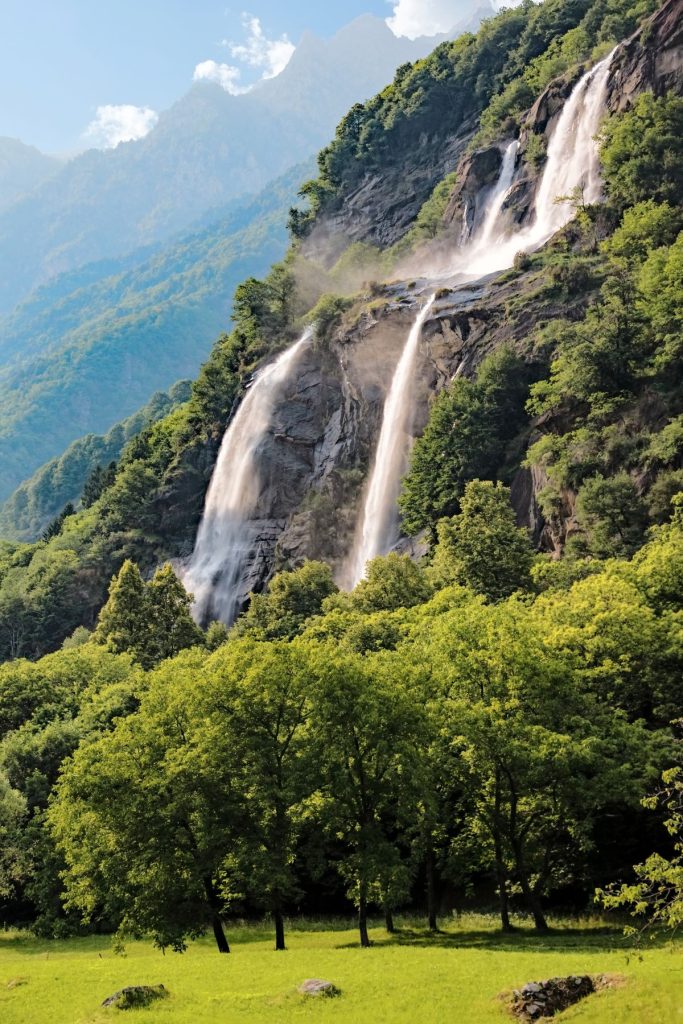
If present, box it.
[146,563,203,662]
[82,462,117,508]
[0,771,27,902]
[94,561,202,669]
[50,651,238,954]
[349,553,432,613]
[236,561,337,641]
[308,646,426,946]
[600,93,683,211]
[93,560,151,667]
[203,640,318,950]
[429,480,533,600]
[421,599,655,931]
[399,348,529,536]
[575,472,647,558]
[598,766,683,935]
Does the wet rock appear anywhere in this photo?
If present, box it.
[101,984,168,1009]
[607,0,683,113]
[297,978,341,997]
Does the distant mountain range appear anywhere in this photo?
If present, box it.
[0,161,313,504]
[0,138,61,213]
[0,14,483,315]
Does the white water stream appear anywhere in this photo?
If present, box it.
[346,51,613,584]
[181,328,312,623]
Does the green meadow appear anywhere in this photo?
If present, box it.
[0,917,680,1024]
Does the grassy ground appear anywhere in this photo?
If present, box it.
[0,915,680,1024]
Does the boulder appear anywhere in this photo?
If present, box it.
[101,984,168,1010]
[297,978,341,997]
[509,975,595,1019]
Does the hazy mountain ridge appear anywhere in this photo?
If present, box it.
[0,137,61,213]
[0,161,313,502]
[0,15,470,315]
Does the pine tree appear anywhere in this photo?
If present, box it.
[147,564,203,663]
[93,560,151,667]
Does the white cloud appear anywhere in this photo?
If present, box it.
[193,59,248,95]
[386,0,498,39]
[227,15,295,80]
[84,104,158,149]
[194,14,295,94]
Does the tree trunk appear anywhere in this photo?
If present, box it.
[274,904,286,951]
[494,850,514,932]
[384,906,395,933]
[212,913,231,953]
[515,863,549,932]
[359,882,371,948]
[204,876,230,953]
[426,848,438,932]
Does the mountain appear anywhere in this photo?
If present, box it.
[0,161,313,503]
[0,16,481,315]
[0,381,192,542]
[0,138,61,213]
[1,0,680,662]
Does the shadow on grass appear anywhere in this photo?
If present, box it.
[333,923,674,954]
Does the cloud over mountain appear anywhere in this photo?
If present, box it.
[84,104,158,148]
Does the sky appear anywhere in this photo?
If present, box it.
[0,1,500,154]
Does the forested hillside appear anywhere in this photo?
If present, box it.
[0,163,311,502]
[0,0,682,961]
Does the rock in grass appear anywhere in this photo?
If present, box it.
[298,979,341,997]
[510,976,595,1019]
[102,984,168,1009]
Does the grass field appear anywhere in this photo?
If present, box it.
[0,916,680,1024]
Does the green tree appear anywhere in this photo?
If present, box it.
[429,481,533,600]
[308,646,425,946]
[598,766,683,935]
[93,560,151,667]
[0,771,27,902]
[50,650,238,954]
[600,93,683,211]
[204,640,318,950]
[236,561,337,641]
[147,563,203,662]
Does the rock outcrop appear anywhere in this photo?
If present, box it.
[607,0,683,111]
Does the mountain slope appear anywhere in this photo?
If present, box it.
[0,0,680,661]
[0,138,60,212]
[0,161,312,502]
[0,381,192,542]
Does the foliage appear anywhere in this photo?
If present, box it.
[400,347,530,536]
[94,560,202,669]
[429,481,533,601]
[598,766,683,935]
[236,562,338,642]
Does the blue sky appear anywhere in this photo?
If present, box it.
[0,1,498,153]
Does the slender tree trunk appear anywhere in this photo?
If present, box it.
[513,856,548,932]
[495,861,513,932]
[426,848,438,932]
[384,906,395,933]
[274,904,286,951]
[204,876,230,953]
[212,913,231,954]
[359,881,371,948]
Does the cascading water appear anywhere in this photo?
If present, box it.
[346,51,614,585]
[346,296,436,586]
[465,50,614,276]
[181,328,312,624]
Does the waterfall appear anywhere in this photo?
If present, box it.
[470,139,520,252]
[465,50,614,276]
[346,296,435,586]
[181,328,312,624]
[346,51,614,585]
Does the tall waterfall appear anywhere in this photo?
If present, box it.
[346,296,436,587]
[181,328,312,624]
[346,51,614,585]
